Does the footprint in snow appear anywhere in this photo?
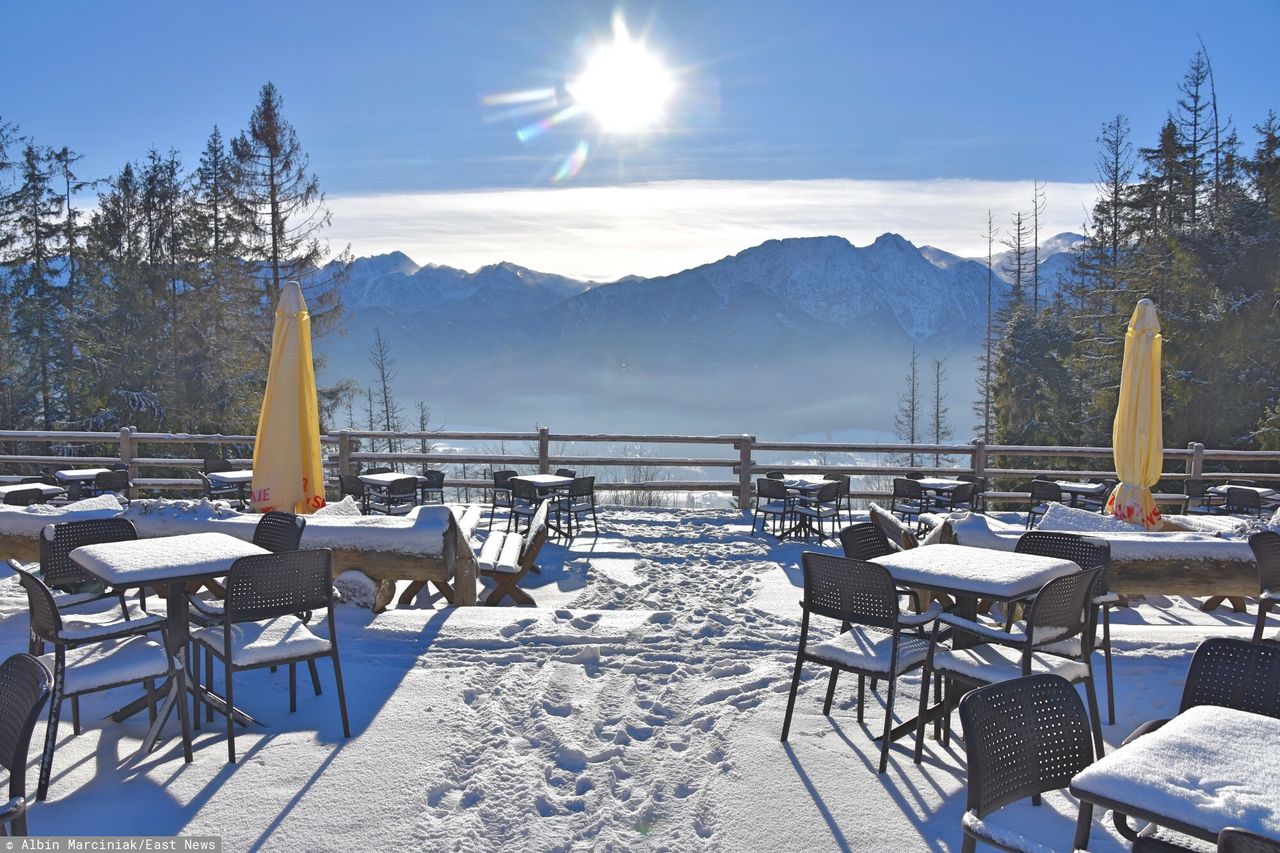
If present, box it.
[499,617,538,638]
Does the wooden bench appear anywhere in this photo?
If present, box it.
[478,500,548,606]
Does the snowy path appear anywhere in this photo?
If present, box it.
[0,508,1259,851]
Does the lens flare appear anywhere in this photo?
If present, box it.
[552,141,590,182]
[568,13,673,133]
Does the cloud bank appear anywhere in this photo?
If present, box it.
[328,178,1098,281]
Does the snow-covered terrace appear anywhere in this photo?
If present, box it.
[0,506,1266,850]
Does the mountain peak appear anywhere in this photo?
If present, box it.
[871,232,914,250]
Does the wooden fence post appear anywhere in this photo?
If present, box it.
[737,434,755,510]
[1188,441,1204,480]
[337,430,353,476]
[538,426,550,474]
[119,426,136,500]
[971,439,986,480]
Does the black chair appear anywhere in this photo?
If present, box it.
[905,472,926,480]
[8,519,141,650]
[1026,480,1062,528]
[781,553,939,773]
[1226,479,1259,487]
[957,474,988,512]
[419,470,445,505]
[3,489,44,507]
[765,471,785,480]
[1250,531,1280,643]
[752,477,793,537]
[198,471,244,507]
[1224,487,1265,519]
[1216,829,1280,853]
[792,480,842,542]
[337,474,367,513]
[823,473,854,524]
[366,476,417,515]
[88,469,131,505]
[363,467,392,475]
[12,566,181,800]
[0,654,51,836]
[509,479,540,534]
[838,522,895,561]
[489,469,517,531]
[1181,478,1222,515]
[194,549,349,763]
[889,478,928,529]
[932,482,977,513]
[203,457,233,475]
[252,511,306,552]
[1015,532,1118,725]
[557,476,598,537]
[554,468,577,478]
[915,567,1106,761]
[956,674,1095,853]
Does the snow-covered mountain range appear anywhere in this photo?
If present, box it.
[315,232,1083,435]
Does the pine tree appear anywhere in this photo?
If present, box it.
[894,346,921,467]
[1002,210,1033,307]
[1175,51,1212,226]
[930,358,952,466]
[0,118,24,426]
[368,328,403,455]
[51,147,90,424]
[416,401,435,474]
[973,210,998,442]
[1032,182,1046,311]
[9,143,65,428]
[232,82,346,326]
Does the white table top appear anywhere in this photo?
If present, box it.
[783,478,830,491]
[513,474,573,488]
[1055,480,1109,495]
[915,477,965,490]
[1208,484,1276,498]
[1072,706,1280,841]
[870,544,1079,600]
[0,483,65,497]
[207,470,254,485]
[54,467,112,482]
[359,472,426,487]
[71,532,268,585]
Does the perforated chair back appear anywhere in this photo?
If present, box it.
[10,565,65,644]
[337,474,365,499]
[363,467,392,475]
[92,470,130,494]
[492,470,517,489]
[800,552,899,631]
[1224,487,1262,515]
[944,482,976,506]
[765,471,785,480]
[0,654,51,778]
[420,470,445,489]
[3,489,43,507]
[893,478,924,501]
[203,457,234,474]
[1029,479,1062,504]
[1179,637,1280,719]
[511,479,538,503]
[568,476,595,499]
[839,523,896,561]
[904,472,926,480]
[39,518,137,591]
[1218,828,1280,853]
[810,481,840,504]
[1024,567,1100,648]
[554,468,576,478]
[1250,531,1280,596]
[756,477,787,500]
[385,477,418,498]
[223,550,333,623]
[1016,531,1111,597]
[959,674,1094,818]
[252,511,306,553]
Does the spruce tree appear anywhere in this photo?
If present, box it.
[973,210,998,442]
[930,358,952,466]
[894,346,921,467]
[52,147,90,424]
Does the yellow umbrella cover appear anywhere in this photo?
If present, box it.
[1104,298,1163,530]
[251,281,327,514]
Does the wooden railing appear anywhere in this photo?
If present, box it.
[1,428,1278,508]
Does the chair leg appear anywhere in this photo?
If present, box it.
[1082,675,1106,759]
[878,673,898,774]
[204,646,214,723]
[912,666,932,763]
[71,696,81,736]
[144,677,157,725]
[822,670,839,716]
[856,674,865,724]
[37,657,65,801]
[1102,610,1115,725]
[289,663,297,713]
[308,659,323,696]
[781,654,804,742]
[225,663,236,764]
[331,651,351,738]
[1255,601,1272,643]
[961,833,978,853]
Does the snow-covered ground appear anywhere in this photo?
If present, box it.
[0,507,1263,851]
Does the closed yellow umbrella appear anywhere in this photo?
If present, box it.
[250,281,327,514]
[1104,298,1163,530]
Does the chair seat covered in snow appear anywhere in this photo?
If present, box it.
[480,500,549,606]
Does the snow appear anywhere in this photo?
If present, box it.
[870,544,1078,598]
[192,616,332,667]
[0,494,130,538]
[333,570,379,610]
[70,532,268,586]
[1071,705,1280,838]
[0,506,1261,850]
[45,635,171,694]
[931,644,1091,684]
[807,629,930,674]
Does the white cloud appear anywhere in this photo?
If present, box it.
[328,178,1098,281]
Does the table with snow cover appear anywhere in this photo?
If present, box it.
[1070,705,1280,848]
[71,532,270,757]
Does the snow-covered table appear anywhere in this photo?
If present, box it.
[71,532,270,759]
[53,467,111,483]
[358,472,427,487]
[1056,480,1109,508]
[870,544,1078,604]
[0,483,65,501]
[513,474,573,490]
[1070,706,1280,847]
[1207,484,1276,498]
[207,470,253,485]
[915,477,964,492]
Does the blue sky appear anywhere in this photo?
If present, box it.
[4,0,1278,277]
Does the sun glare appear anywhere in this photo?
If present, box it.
[568,14,673,133]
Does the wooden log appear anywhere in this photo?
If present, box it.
[0,532,38,563]
[1108,557,1257,598]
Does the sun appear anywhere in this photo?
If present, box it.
[568,14,674,133]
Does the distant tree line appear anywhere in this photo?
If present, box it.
[980,49,1280,453]
[0,82,349,436]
